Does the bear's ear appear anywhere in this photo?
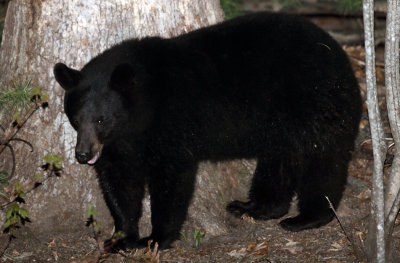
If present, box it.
[109,63,135,93]
[53,63,82,91]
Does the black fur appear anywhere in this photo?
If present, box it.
[54,12,362,250]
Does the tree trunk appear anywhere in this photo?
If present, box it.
[362,0,386,262]
[0,0,229,238]
[383,0,400,261]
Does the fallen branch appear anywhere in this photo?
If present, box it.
[326,196,367,261]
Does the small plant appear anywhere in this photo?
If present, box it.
[0,79,49,183]
[86,204,103,250]
[0,78,55,257]
[2,200,30,235]
[180,229,206,247]
[86,204,99,227]
[220,0,243,20]
[193,229,206,248]
[0,78,43,122]
[85,203,133,263]
[0,154,63,257]
[180,231,187,242]
[41,154,62,176]
[112,231,126,240]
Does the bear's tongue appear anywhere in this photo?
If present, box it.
[88,151,100,165]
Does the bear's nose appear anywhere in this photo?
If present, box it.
[76,151,90,164]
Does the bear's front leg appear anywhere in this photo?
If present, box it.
[96,164,146,252]
[138,161,197,249]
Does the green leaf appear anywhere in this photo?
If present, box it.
[3,212,20,232]
[9,203,19,212]
[3,218,11,229]
[86,204,97,219]
[180,231,187,242]
[42,93,49,102]
[31,86,42,97]
[18,207,30,219]
[6,208,13,219]
[4,213,19,228]
[112,231,126,239]
[193,229,205,247]
[43,154,63,170]
[35,173,44,180]
[0,78,34,114]
[194,229,200,240]
[14,182,24,193]
[54,162,62,170]
[12,112,21,123]
[220,0,242,20]
[43,154,53,164]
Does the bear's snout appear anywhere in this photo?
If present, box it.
[75,123,102,165]
[76,151,91,164]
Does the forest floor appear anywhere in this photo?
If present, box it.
[1,45,399,263]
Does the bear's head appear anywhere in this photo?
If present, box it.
[53,62,150,165]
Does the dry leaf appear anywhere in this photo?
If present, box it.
[53,251,58,261]
[284,238,299,247]
[48,238,56,248]
[228,248,247,258]
[254,241,268,255]
[328,242,342,252]
[241,213,256,224]
[357,189,371,201]
[283,238,301,254]
[246,243,256,252]
[229,241,269,258]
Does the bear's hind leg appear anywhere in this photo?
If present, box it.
[138,162,197,249]
[227,156,294,220]
[279,152,348,231]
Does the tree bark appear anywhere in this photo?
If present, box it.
[0,0,228,238]
[383,0,400,261]
[362,0,386,262]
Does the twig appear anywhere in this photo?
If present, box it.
[0,99,38,181]
[0,139,33,178]
[326,195,368,261]
[0,169,55,210]
[0,101,38,155]
[325,196,353,245]
[3,143,15,177]
[8,138,33,152]
[91,221,102,252]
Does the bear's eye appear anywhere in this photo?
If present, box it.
[97,118,104,124]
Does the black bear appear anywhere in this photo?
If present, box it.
[54,12,361,250]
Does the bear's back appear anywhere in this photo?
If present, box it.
[77,12,361,159]
[156,12,362,156]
